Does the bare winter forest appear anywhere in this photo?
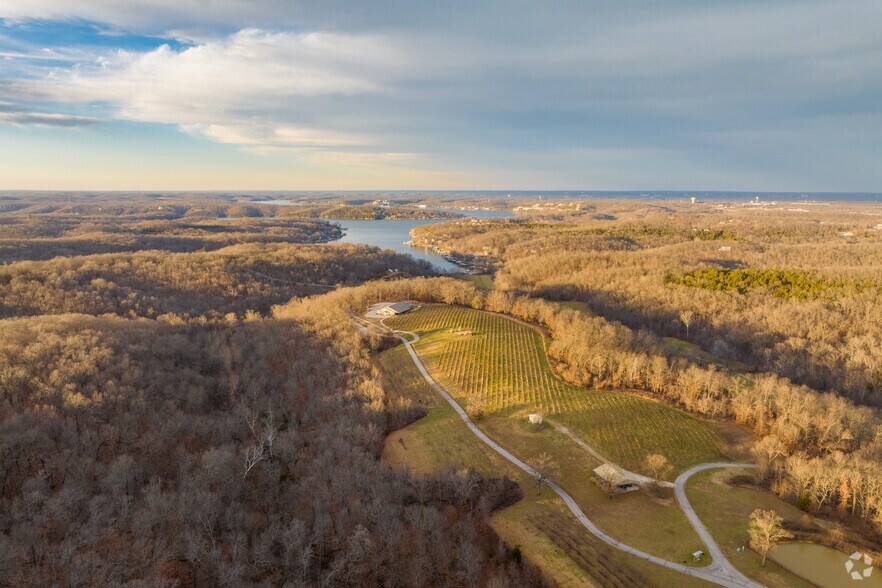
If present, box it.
[1,192,881,586]
[0,194,544,586]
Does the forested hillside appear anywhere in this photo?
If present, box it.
[411,201,882,406]
[0,243,434,319]
[0,314,541,586]
[0,194,543,586]
[0,194,457,263]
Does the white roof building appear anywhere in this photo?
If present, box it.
[376,301,414,316]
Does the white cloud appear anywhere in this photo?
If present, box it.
[185,123,369,149]
[16,28,409,155]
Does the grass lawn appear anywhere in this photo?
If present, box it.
[493,492,713,588]
[663,336,749,372]
[478,413,713,566]
[555,300,590,313]
[386,304,749,475]
[685,468,823,588]
[464,273,495,290]
[377,343,715,586]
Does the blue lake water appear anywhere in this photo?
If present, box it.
[326,208,515,272]
[251,200,515,271]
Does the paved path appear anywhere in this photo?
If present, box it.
[378,321,765,588]
[675,464,763,588]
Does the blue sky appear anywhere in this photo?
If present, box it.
[0,1,880,191]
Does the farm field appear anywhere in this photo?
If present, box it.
[385,304,749,476]
[377,346,713,587]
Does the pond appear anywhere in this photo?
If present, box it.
[768,543,881,588]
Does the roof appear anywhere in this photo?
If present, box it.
[593,463,626,485]
[593,463,638,487]
[383,301,413,313]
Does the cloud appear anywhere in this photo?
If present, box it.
[13,28,411,155]
[2,2,881,189]
[0,111,98,127]
[40,29,403,114]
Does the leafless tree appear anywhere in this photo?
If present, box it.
[528,453,559,496]
[748,509,792,566]
[679,310,695,340]
[644,454,672,483]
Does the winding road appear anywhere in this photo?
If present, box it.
[675,464,762,588]
[360,317,764,587]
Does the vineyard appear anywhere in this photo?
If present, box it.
[386,304,730,474]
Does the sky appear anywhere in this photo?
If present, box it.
[0,1,880,191]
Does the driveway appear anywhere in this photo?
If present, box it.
[374,319,766,588]
[675,464,763,588]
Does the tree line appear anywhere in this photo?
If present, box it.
[0,243,435,319]
[291,276,882,541]
[412,205,882,406]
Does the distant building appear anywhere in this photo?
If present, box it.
[693,550,704,562]
[376,301,414,317]
[593,464,640,495]
[528,413,543,425]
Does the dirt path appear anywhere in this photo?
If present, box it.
[545,418,675,488]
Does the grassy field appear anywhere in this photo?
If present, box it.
[464,273,495,290]
[685,468,827,588]
[386,304,748,475]
[377,346,713,587]
[663,336,749,372]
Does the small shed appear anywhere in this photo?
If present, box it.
[593,464,640,495]
[376,301,414,317]
[692,550,704,562]
[528,413,543,425]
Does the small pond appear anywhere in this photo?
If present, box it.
[768,543,881,588]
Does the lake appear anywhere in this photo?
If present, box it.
[768,543,881,588]
[329,218,462,271]
[328,208,514,272]
[253,201,514,271]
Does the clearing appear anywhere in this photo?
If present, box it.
[385,304,751,475]
[378,344,713,587]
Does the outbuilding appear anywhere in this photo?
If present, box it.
[376,302,414,317]
[592,463,640,495]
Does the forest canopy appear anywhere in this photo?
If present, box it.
[0,194,542,586]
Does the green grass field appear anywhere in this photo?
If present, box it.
[662,336,749,372]
[377,346,713,587]
[685,468,825,588]
[386,304,744,475]
[464,273,495,290]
